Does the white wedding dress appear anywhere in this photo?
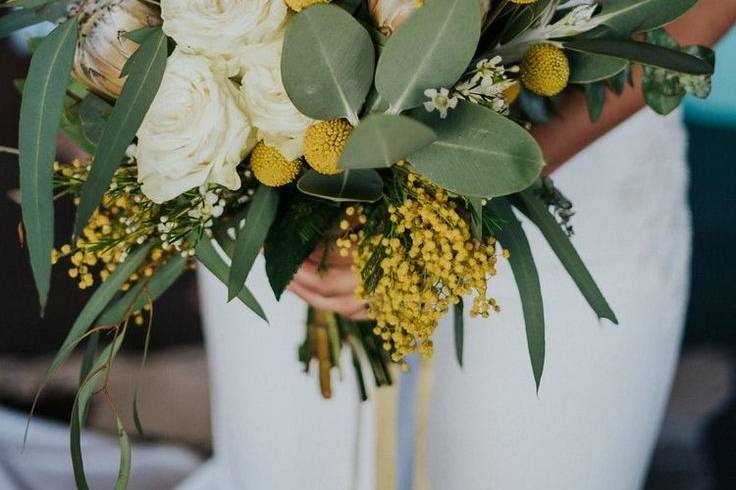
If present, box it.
[181,107,691,490]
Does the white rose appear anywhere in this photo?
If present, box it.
[135,49,253,203]
[161,0,288,57]
[238,39,312,159]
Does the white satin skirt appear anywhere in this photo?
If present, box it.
[182,108,691,490]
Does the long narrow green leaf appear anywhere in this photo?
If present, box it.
[563,38,714,75]
[0,7,42,39]
[227,185,279,301]
[514,190,618,324]
[113,415,132,490]
[95,254,186,327]
[71,331,127,490]
[196,237,268,322]
[18,20,77,313]
[486,199,545,391]
[74,28,167,237]
[453,299,464,368]
[26,244,151,441]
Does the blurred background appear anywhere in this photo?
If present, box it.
[0,23,734,490]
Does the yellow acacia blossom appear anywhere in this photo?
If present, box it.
[341,172,505,362]
[303,119,352,175]
[520,43,570,97]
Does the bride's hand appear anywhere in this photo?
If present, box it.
[287,244,370,321]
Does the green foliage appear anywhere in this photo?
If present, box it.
[409,101,544,198]
[584,81,606,122]
[340,114,436,169]
[281,4,374,125]
[264,195,342,299]
[564,38,714,75]
[375,0,481,113]
[597,0,697,34]
[0,6,41,38]
[74,28,168,238]
[514,188,618,324]
[18,20,77,312]
[453,299,464,368]
[195,237,267,322]
[27,243,151,444]
[642,29,715,115]
[228,185,280,301]
[485,199,545,391]
[297,169,384,203]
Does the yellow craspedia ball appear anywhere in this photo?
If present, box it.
[303,119,352,175]
[503,81,521,105]
[284,0,331,12]
[520,44,570,97]
[250,142,302,187]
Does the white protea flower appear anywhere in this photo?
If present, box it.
[72,0,162,98]
[423,88,458,119]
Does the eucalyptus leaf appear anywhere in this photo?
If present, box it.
[409,101,543,198]
[282,4,374,124]
[597,0,697,34]
[340,114,436,169]
[514,190,618,324]
[564,38,713,75]
[18,20,77,312]
[71,332,127,490]
[26,244,151,444]
[376,0,481,113]
[0,7,42,39]
[297,169,384,203]
[485,199,545,391]
[569,51,628,84]
[228,185,280,301]
[74,28,167,238]
[195,237,268,322]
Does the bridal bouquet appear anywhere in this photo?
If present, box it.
[3,0,714,484]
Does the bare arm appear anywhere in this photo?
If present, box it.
[536,0,736,173]
[289,0,736,317]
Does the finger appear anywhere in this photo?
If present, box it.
[307,243,354,267]
[287,281,366,318]
[345,303,371,321]
[291,260,359,298]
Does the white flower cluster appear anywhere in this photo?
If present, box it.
[135,0,312,203]
[424,57,518,118]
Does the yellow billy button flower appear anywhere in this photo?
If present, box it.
[250,142,302,187]
[503,81,521,105]
[284,0,331,12]
[520,44,570,97]
[303,119,353,175]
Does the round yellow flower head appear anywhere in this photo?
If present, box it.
[520,44,570,97]
[503,81,521,105]
[250,142,302,187]
[284,0,331,12]
[510,0,538,4]
[304,119,353,175]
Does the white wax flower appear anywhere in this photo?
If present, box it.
[160,0,288,57]
[135,49,253,203]
[238,38,313,159]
